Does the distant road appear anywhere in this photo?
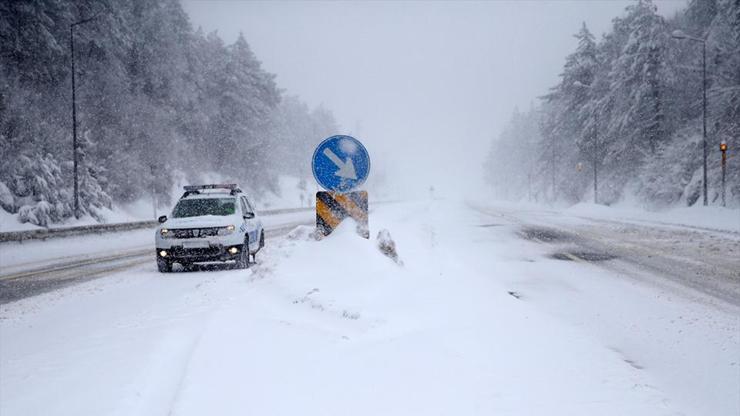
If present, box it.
[474,204,740,308]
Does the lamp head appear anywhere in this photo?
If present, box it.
[671,29,688,40]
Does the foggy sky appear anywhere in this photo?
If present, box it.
[182,0,687,199]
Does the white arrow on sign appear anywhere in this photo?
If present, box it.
[323,148,357,180]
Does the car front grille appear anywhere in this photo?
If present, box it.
[170,227,220,239]
[172,246,222,257]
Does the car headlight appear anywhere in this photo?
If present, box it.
[218,225,236,236]
[160,228,171,238]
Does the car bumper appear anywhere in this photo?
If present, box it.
[155,244,242,263]
[156,232,244,248]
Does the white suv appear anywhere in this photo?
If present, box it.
[155,184,264,272]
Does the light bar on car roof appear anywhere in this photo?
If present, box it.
[183,184,238,191]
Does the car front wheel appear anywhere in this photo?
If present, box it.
[235,236,250,269]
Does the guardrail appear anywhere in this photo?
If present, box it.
[0,207,314,243]
[0,199,403,243]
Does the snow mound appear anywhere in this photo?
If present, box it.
[376,228,403,265]
[161,200,688,415]
[286,225,318,241]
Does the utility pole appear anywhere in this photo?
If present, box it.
[550,141,556,204]
[572,80,600,205]
[593,112,598,205]
[70,25,78,218]
[702,39,708,206]
[70,16,98,219]
[720,140,728,207]
[151,165,157,220]
[672,29,709,206]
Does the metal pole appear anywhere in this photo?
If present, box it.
[70,25,79,218]
[593,113,598,205]
[702,41,708,206]
[721,148,727,207]
[151,165,157,220]
[672,31,710,205]
[69,16,100,219]
[551,143,555,203]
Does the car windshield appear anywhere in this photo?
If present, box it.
[172,198,236,218]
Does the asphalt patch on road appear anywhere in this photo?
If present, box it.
[1,275,95,305]
[519,226,576,243]
[550,251,617,262]
[477,223,504,228]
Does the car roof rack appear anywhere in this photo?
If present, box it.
[182,184,242,198]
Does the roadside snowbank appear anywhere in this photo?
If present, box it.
[470,198,739,233]
[565,202,740,232]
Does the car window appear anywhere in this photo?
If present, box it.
[172,198,236,218]
[245,197,255,214]
[240,197,249,215]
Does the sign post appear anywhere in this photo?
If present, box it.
[312,135,371,238]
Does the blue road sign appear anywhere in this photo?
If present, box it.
[312,135,370,193]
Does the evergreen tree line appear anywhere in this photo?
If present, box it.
[0,0,338,226]
[484,0,740,208]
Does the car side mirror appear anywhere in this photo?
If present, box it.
[243,212,255,219]
[158,215,168,224]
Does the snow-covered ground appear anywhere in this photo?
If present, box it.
[1,200,737,415]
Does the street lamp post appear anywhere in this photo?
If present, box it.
[70,16,98,218]
[672,29,709,206]
[573,80,599,204]
[592,112,598,205]
[720,140,728,207]
[150,164,158,220]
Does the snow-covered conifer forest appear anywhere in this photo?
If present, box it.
[484,0,739,208]
[0,0,338,226]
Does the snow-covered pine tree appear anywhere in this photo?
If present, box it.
[11,153,73,227]
[536,23,599,203]
[218,33,280,191]
[706,0,740,204]
[484,107,544,201]
[485,0,739,207]
[593,0,669,202]
[74,130,112,220]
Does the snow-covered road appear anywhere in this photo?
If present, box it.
[0,211,315,304]
[473,202,740,306]
[1,200,737,415]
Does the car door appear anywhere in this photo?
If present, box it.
[240,196,259,250]
[245,196,263,250]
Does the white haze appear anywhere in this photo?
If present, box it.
[183,0,686,200]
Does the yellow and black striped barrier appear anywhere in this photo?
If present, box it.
[316,191,369,238]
